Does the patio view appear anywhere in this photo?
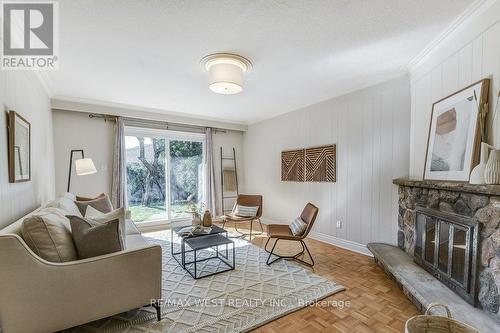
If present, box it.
[125,134,204,223]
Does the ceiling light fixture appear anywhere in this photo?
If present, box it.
[200,53,252,94]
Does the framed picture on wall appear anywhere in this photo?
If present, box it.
[281,149,305,182]
[423,79,489,182]
[7,111,31,183]
[305,145,336,182]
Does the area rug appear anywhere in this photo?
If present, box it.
[65,232,344,333]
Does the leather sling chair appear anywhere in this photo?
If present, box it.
[264,203,319,267]
[223,194,263,240]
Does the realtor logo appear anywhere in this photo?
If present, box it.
[1,1,59,70]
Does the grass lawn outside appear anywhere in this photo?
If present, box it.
[129,202,193,222]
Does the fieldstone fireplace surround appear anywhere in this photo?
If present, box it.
[394,178,500,319]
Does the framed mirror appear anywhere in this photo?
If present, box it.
[8,111,31,182]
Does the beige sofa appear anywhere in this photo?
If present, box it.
[0,195,162,333]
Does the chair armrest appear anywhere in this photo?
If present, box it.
[0,234,162,333]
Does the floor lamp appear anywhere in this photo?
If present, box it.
[67,149,97,192]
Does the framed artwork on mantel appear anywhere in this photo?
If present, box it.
[7,110,31,183]
[423,79,489,182]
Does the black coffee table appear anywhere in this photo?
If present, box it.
[171,225,235,279]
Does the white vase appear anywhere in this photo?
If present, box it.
[484,149,500,185]
[493,93,500,148]
[192,212,202,226]
[470,142,493,184]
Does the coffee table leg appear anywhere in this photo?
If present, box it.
[170,228,174,255]
[232,243,235,269]
[194,250,197,279]
[181,240,185,268]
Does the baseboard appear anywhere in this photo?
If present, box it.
[308,231,373,257]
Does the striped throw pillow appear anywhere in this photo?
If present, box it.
[289,217,307,236]
[234,205,259,217]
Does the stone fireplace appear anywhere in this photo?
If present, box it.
[395,178,500,318]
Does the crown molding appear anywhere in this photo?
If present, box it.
[407,0,494,72]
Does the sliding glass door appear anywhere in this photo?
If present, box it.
[125,127,205,225]
[169,139,204,219]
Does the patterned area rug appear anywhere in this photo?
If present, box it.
[65,232,344,333]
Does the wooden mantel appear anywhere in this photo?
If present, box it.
[393,177,500,197]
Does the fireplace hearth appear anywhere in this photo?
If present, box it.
[414,207,479,305]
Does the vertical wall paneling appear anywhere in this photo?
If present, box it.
[410,2,500,176]
[442,53,460,96]
[243,76,411,252]
[472,35,483,81]
[0,71,54,229]
[371,93,382,246]
[459,43,473,86]
[361,95,374,245]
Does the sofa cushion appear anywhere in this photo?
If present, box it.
[21,208,77,262]
[45,193,82,217]
[84,206,127,247]
[74,193,113,216]
[125,234,148,250]
[68,215,123,259]
[125,219,141,236]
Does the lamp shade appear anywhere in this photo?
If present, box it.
[75,158,97,176]
[208,62,243,94]
[200,53,252,95]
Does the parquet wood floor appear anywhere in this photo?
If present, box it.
[220,221,419,333]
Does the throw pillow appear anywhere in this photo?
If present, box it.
[234,205,259,217]
[68,215,123,259]
[289,217,307,236]
[21,208,78,262]
[74,193,113,216]
[44,193,83,217]
[84,206,126,248]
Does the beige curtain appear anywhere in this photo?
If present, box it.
[111,117,127,208]
[205,128,219,216]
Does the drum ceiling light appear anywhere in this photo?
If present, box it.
[200,53,252,94]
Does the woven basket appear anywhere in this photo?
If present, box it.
[405,303,481,333]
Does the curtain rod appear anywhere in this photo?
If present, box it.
[88,113,227,133]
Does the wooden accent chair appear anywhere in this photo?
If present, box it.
[223,194,263,240]
[265,203,319,267]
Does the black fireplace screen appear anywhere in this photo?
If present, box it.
[415,207,479,305]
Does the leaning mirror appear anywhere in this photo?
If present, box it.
[221,158,238,212]
[8,111,31,182]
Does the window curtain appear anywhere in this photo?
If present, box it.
[111,117,127,208]
[205,128,219,216]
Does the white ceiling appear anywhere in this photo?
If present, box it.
[47,0,474,124]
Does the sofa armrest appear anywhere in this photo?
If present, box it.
[0,234,162,333]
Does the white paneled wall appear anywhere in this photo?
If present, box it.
[0,71,55,229]
[243,76,411,253]
[212,130,245,214]
[410,0,500,178]
[52,110,115,197]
